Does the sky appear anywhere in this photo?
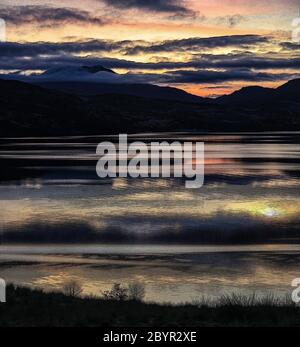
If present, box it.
[0,0,300,96]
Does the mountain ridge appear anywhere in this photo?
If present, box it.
[0,77,299,136]
[1,63,299,104]
[216,78,300,105]
[36,81,207,104]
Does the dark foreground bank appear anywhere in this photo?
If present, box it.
[0,285,299,327]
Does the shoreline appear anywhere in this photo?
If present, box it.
[0,284,299,327]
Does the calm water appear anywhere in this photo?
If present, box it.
[0,132,300,303]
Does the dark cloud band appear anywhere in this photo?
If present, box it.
[0,34,299,85]
[0,35,269,57]
[0,5,104,27]
[102,0,194,16]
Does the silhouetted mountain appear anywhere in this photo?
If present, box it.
[0,78,299,136]
[217,79,300,105]
[34,65,121,84]
[0,79,87,136]
[36,81,207,103]
[276,78,300,102]
[22,64,206,103]
[81,65,116,74]
[216,86,274,105]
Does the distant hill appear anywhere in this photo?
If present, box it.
[217,79,300,105]
[37,77,300,106]
[36,81,207,104]
[4,64,298,106]
[18,64,206,103]
[81,65,116,74]
[216,86,274,105]
[38,65,117,79]
[0,79,86,136]
[30,64,205,103]
[276,78,300,102]
[0,78,299,136]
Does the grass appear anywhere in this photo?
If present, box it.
[0,284,299,327]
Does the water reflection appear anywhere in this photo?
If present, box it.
[0,247,299,303]
[0,132,300,302]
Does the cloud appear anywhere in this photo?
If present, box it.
[0,39,299,76]
[102,0,194,16]
[122,35,269,55]
[0,34,298,85]
[189,53,300,70]
[0,35,270,59]
[0,40,120,57]
[1,63,297,85]
[280,42,300,51]
[0,5,104,27]
[0,40,300,81]
[161,68,293,84]
[216,14,246,28]
[31,65,150,84]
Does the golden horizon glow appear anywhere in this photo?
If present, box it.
[1,0,299,96]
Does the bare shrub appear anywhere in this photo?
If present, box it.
[102,283,128,301]
[128,282,146,302]
[62,280,83,298]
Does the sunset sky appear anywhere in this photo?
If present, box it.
[0,0,300,96]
